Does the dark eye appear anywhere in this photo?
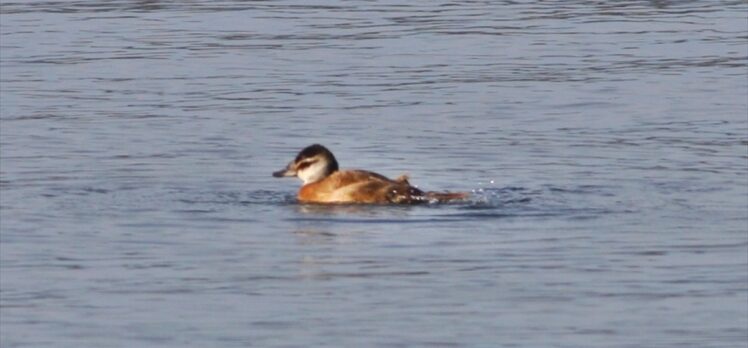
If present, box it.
[297,160,315,170]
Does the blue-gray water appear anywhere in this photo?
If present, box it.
[1,1,747,347]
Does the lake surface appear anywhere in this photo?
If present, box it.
[1,1,747,347]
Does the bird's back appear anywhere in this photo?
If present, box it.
[298,170,426,204]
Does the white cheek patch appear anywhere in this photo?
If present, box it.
[297,161,327,184]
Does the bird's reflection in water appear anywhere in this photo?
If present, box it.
[293,228,346,244]
[295,203,415,217]
[292,228,360,280]
[291,204,416,279]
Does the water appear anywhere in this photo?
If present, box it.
[1,1,747,347]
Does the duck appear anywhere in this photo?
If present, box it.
[272,144,469,204]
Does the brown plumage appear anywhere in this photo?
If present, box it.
[273,144,469,204]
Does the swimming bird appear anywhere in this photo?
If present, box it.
[273,144,469,204]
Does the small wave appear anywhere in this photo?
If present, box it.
[466,187,537,207]
[170,184,626,222]
[177,190,296,206]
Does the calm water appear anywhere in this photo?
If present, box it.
[1,1,747,347]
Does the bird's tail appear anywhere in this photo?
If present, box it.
[424,191,470,203]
